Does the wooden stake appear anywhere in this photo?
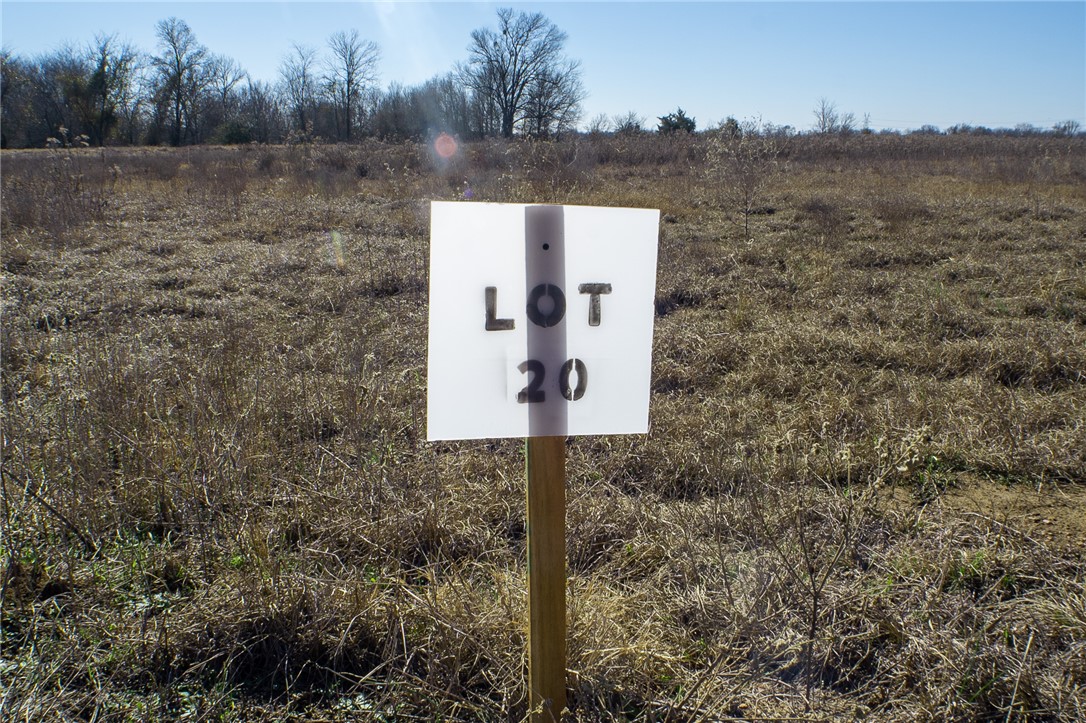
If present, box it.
[526,435,567,722]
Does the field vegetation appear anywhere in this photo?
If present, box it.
[2,131,1085,720]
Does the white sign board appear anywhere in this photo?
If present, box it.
[427,201,659,441]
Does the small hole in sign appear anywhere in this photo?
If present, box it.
[542,243,550,251]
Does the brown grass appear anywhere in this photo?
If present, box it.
[2,134,1085,721]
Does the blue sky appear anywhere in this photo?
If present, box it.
[2,1,1083,132]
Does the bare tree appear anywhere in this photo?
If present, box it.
[707,119,783,241]
[279,43,318,137]
[324,29,379,141]
[239,78,282,143]
[1052,119,1081,137]
[152,18,207,146]
[372,74,476,141]
[813,97,855,135]
[198,54,246,141]
[371,81,410,139]
[73,34,140,146]
[586,113,611,135]
[813,97,837,134]
[31,45,85,143]
[466,61,501,137]
[612,111,645,135]
[117,57,151,144]
[206,54,245,118]
[427,73,473,137]
[1,50,27,146]
[521,58,584,137]
[461,8,583,138]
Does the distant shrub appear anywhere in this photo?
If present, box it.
[657,107,696,135]
[719,116,742,139]
[214,121,253,145]
[911,125,943,136]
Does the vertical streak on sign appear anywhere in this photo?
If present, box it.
[525,205,567,721]
[525,205,568,437]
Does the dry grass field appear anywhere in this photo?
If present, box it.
[2,133,1085,721]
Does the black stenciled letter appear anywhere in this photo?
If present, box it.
[578,283,612,327]
[517,359,545,403]
[526,283,566,328]
[485,286,515,331]
[559,358,588,401]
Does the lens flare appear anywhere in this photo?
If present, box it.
[434,132,458,159]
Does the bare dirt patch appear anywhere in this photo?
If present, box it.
[939,474,1086,551]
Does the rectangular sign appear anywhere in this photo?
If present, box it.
[427,201,659,441]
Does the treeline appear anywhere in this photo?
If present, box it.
[0,9,584,149]
[2,10,1080,150]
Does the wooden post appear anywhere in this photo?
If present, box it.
[526,435,567,722]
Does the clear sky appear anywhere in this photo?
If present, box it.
[2,1,1083,132]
